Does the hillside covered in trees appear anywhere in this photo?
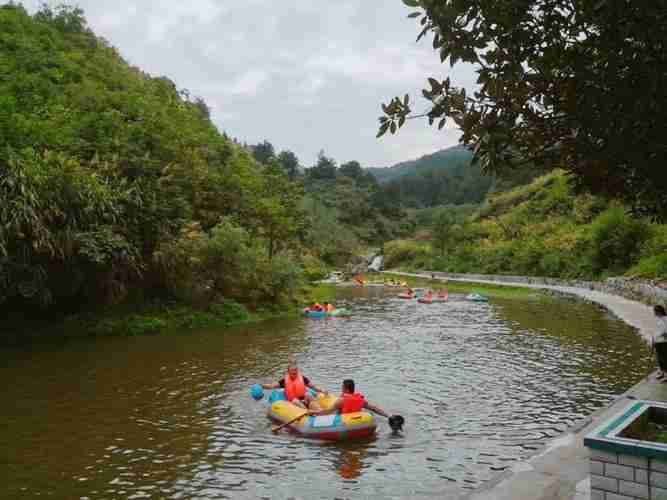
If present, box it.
[364,145,549,209]
[0,4,315,331]
[383,171,667,281]
[367,145,472,183]
[0,3,427,337]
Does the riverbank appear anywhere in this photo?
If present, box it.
[0,283,339,346]
[377,271,539,299]
[385,270,663,500]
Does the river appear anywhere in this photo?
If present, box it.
[0,286,653,499]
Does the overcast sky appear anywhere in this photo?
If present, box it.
[23,1,478,167]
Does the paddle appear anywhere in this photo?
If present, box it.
[272,412,308,433]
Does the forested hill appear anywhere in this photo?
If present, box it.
[366,145,493,208]
[367,145,472,183]
[383,170,667,280]
[365,144,553,209]
[0,4,308,320]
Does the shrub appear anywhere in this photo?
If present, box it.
[209,299,249,325]
[254,255,303,303]
[589,206,650,275]
[640,224,667,260]
[301,254,329,282]
[126,316,166,336]
[155,218,303,306]
[383,239,432,269]
[627,255,667,279]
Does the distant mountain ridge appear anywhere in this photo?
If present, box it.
[366,145,473,184]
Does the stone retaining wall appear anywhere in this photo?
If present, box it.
[425,272,667,307]
[590,449,667,500]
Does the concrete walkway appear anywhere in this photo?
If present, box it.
[383,271,665,500]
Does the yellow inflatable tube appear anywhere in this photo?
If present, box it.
[267,390,376,440]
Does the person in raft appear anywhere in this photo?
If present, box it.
[261,362,327,409]
[654,305,667,382]
[307,379,389,418]
[323,302,335,313]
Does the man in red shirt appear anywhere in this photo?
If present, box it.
[307,379,389,418]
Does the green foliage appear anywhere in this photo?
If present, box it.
[126,317,166,336]
[301,196,361,264]
[628,255,667,280]
[208,299,249,325]
[301,254,329,281]
[298,283,338,306]
[0,148,140,305]
[385,171,667,280]
[589,206,650,275]
[365,146,496,210]
[248,161,306,260]
[432,206,471,255]
[382,0,667,219]
[251,140,275,164]
[306,150,337,181]
[383,239,433,269]
[367,145,472,183]
[58,298,252,339]
[640,224,667,261]
[80,314,166,337]
[277,150,300,180]
[300,148,406,259]
[156,218,302,306]
[0,5,308,327]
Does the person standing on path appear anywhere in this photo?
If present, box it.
[653,305,667,381]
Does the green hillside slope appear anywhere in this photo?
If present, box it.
[0,4,306,323]
[367,145,473,183]
[366,145,549,209]
[384,171,667,280]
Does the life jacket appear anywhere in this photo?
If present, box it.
[284,371,306,401]
[325,304,335,312]
[312,303,323,311]
[341,392,366,414]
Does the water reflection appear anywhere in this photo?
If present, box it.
[0,287,654,499]
[331,445,368,480]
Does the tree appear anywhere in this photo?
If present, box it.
[33,4,87,34]
[433,208,463,256]
[192,97,211,120]
[251,140,275,165]
[339,160,363,180]
[307,150,337,181]
[380,0,667,219]
[250,161,305,260]
[277,150,300,180]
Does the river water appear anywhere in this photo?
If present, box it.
[1,287,653,499]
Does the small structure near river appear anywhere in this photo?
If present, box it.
[586,400,667,499]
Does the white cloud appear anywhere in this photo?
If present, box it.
[220,69,269,97]
[19,0,479,167]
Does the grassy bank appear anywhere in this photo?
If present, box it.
[1,283,340,346]
[378,272,538,299]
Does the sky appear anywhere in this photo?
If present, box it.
[22,1,478,168]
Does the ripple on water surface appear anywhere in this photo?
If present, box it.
[0,287,653,499]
